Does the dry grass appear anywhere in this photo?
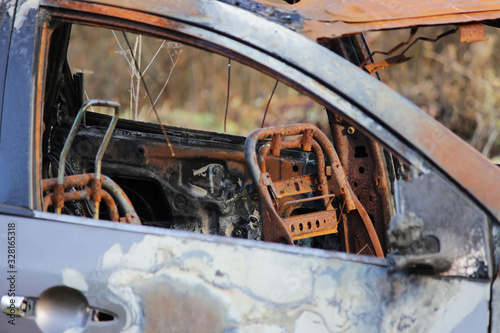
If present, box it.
[68,25,328,137]
[68,23,500,159]
[366,25,500,160]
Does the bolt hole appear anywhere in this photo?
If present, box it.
[359,167,365,174]
[291,225,295,232]
[316,220,319,228]
[354,146,368,158]
[353,182,358,187]
[307,222,312,229]
[136,147,145,157]
[292,165,299,172]
[299,223,303,231]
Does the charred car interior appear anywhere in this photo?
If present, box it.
[40,21,396,257]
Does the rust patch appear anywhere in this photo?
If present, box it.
[303,10,500,40]
[131,277,226,333]
[459,23,489,43]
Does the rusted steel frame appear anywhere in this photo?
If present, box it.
[369,140,396,247]
[249,124,353,209]
[272,174,318,198]
[258,136,303,171]
[280,193,336,218]
[323,35,391,255]
[311,127,355,211]
[57,99,120,218]
[245,124,354,243]
[42,174,141,225]
[329,120,389,255]
[259,191,294,244]
[258,135,330,207]
[281,193,335,210]
[43,188,120,222]
[35,22,52,211]
[284,209,338,240]
[347,183,384,258]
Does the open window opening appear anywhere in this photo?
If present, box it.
[39,20,409,259]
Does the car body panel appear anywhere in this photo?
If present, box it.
[1,211,492,332]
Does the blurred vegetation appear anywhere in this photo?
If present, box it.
[366,25,500,161]
[68,23,500,160]
[67,25,328,137]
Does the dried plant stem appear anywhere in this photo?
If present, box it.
[122,32,175,156]
[143,43,182,120]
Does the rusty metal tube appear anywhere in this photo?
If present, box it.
[347,183,384,258]
[93,101,121,182]
[311,126,356,212]
[57,100,120,186]
[43,174,93,191]
[101,190,120,222]
[42,173,140,225]
[101,175,141,225]
[311,141,330,208]
[56,100,120,218]
[258,143,271,173]
[43,188,120,222]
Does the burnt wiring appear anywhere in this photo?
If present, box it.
[224,58,231,133]
[361,27,458,73]
[122,32,175,156]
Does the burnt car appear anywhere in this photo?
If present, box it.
[1,0,500,332]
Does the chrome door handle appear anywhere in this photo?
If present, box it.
[1,295,36,317]
[1,286,116,333]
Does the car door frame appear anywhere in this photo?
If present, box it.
[0,0,497,331]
